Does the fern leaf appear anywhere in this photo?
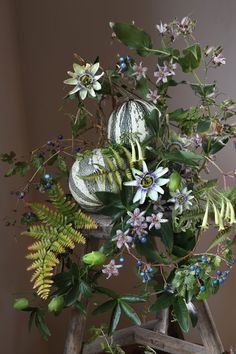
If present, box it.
[29,203,67,227]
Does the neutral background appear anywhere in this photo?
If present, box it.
[1,0,236,353]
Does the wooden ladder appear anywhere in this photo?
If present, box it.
[63,215,224,354]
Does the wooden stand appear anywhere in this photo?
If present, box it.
[63,215,224,354]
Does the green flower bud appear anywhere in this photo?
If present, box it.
[48,295,64,313]
[82,251,106,266]
[13,298,29,310]
[168,171,181,192]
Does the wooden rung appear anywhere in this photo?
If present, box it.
[134,327,206,354]
[82,320,159,354]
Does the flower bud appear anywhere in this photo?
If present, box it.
[13,298,29,310]
[48,295,64,313]
[168,171,181,192]
[82,251,106,266]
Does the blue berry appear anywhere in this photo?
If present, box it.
[216,270,222,276]
[212,278,219,286]
[219,278,225,284]
[119,56,125,63]
[224,270,230,277]
[75,147,81,153]
[43,173,51,180]
[47,140,54,146]
[119,62,127,71]
[189,265,195,271]
[45,182,52,190]
[136,260,142,267]
[140,271,145,277]
[140,236,147,244]
[57,134,63,140]
[200,285,206,292]
[119,257,125,263]
[17,191,25,199]
[195,266,202,274]
[201,255,207,263]
[148,267,153,273]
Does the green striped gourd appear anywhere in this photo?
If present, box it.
[107,99,159,144]
[69,149,119,211]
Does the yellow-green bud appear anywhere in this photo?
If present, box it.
[13,298,29,310]
[168,171,181,192]
[82,251,106,266]
[48,295,64,313]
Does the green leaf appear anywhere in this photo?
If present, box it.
[202,136,228,155]
[145,109,161,136]
[4,161,31,177]
[120,295,146,303]
[207,227,233,251]
[111,22,152,56]
[158,222,173,251]
[95,286,120,299]
[79,280,92,297]
[0,151,16,164]
[135,239,165,263]
[173,297,189,332]
[136,77,149,98]
[108,303,122,335]
[93,299,116,315]
[65,282,80,306]
[149,292,175,312]
[179,44,202,73]
[191,83,215,97]
[163,150,203,166]
[56,155,68,175]
[197,119,211,133]
[35,309,51,340]
[120,301,141,325]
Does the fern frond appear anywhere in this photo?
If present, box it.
[193,179,218,196]
[29,203,67,227]
[22,183,96,299]
[74,210,97,229]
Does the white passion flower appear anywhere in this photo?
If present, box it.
[64,62,104,100]
[124,161,169,205]
[168,187,194,214]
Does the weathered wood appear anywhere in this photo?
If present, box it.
[194,300,224,354]
[64,236,100,354]
[154,308,169,334]
[82,320,159,354]
[134,327,206,354]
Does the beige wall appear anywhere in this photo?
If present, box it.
[1,0,236,353]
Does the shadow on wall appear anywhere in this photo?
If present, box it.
[1,0,236,353]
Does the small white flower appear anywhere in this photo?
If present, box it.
[177,17,196,35]
[112,229,133,249]
[102,259,122,279]
[127,208,146,226]
[168,187,194,214]
[154,66,169,84]
[213,53,226,66]
[64,62,104,100]
[132,62,148,80]
[146,89,160,104]
[156,21,168,34]
[154,60,176,84]
[124,161,169,205]
[133,222,148,236]
[163,60,177,76]
[146,212,168,230]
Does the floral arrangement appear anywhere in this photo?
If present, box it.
[3,16,236,352]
